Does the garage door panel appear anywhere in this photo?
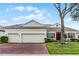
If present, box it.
[8,33,21,43]
[22,33,45,43]
[8,33,45,43]
[8,33,19,35]
[21,33,45,35]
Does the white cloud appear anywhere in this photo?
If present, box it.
[6,6,25,12]
[24,14,35,19]
[11,7,50,21]
[25,6,38,12]
[64,17,79,30]
[6,23,14,26]
[12,6,25,12]
[21,13,47,20]
[34,9,42,13]
[5,5,50,24]
[12,17,20,21]
[34,8,50,16]
[46,13,50,16]
[65,17,72,22]
[0,19,7,23]
[12,12,48,22]
[6,6,38,12]
[36,13,43,17]
[5,5,50,14]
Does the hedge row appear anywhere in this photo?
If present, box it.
[70,39,79,42]
[45,38,79,43]
[0,36,8,43]
[44,38,56,43]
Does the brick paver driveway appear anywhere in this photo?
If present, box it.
[0,43,48,54]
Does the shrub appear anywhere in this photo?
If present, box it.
[0,36,8,43]
[77,39,79,42]
[44,38,56,43]
[70,39,77,42]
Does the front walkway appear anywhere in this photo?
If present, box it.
[0,43,48,54]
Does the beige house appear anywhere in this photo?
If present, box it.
[0,20,78,43]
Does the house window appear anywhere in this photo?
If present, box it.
[47,33,55,38]
[65,34,67,38]
[78,35,79,38]
[68,33,75,38]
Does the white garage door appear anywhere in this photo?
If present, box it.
[22,33,45,43]
[8,33,21,43]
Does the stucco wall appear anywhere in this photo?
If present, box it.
[0,32,6,36]
[5,29,47,38]
[47,30,77,40]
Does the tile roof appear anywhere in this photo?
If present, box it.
[5,24,77,31]
[4,20,77,31]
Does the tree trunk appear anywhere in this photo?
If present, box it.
[60,16,65,44]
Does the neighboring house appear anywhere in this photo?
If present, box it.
[0,26,5,36]
[0,20,78,43]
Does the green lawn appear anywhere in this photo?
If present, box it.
[46,42,79,54]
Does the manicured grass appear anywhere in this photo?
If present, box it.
[46,42,79,54]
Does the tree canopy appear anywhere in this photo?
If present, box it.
[53,3,78,44]
[70,3,79,21]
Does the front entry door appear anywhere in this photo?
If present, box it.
[56,32,61,41]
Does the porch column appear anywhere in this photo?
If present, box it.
[19,33,22,42]
[75,32,77,39]
[55,32,56,40]
[66,33,68,40]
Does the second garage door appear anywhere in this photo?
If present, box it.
[21,33,45,43]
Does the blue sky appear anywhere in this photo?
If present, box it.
[0,3,79,30]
